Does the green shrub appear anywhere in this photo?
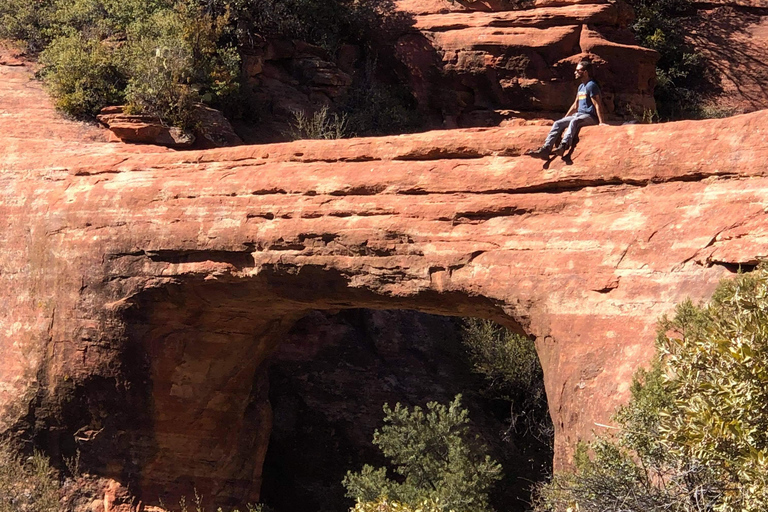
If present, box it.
[343,395,502,512]
[343,59,423,136]
[534,265,768,512]
[351,496,442,512]
[38,32,126,117]
[462,319,552,445]
[123,2,240,128]
[625,0,714,119]
[0,0,54,52]
[33,0,240,125]
[209,0,406,54]
[0,442,59,512]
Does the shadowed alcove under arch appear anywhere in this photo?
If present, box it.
[111,266,536,509]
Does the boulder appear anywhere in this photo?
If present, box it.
[97,107,195,148]
[97,105,243,149]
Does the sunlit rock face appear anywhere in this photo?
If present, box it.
[2,61,768,508]
[394,0,659,125]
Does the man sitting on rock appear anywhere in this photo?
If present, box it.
[526,59,607,158]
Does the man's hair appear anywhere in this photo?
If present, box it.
[577,59,594,76]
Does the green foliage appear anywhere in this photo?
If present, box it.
[342,59,422,136]
[351,496,442,512]
[461,319,552,444]
[38,32,126,117]
[0,0,54,52]
[209,0,406,54]
[13,0,239,126]
[534,265,768,512]
[0,442,59,512]
[656,268,768,508]
[122,2,240,128]
[343,395,502,512]
[625,0,713,119]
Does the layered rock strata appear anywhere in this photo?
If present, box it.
[395,0,659,125]
[2,61,768,507]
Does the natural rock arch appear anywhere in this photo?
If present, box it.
[2,62,768,507]
[116,269,522,505]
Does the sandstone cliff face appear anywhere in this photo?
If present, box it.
[394,0,658,125]
[212,0,659,140]
[2,60,768,508]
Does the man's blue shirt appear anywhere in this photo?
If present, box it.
[577,80,600,117]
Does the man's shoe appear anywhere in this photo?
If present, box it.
[525,146,550,159]
[553,142,569,156]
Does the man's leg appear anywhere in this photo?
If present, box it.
[560,113,596,149]
[526,116,573,158]
[543,116,574,150]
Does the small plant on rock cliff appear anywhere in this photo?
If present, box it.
[343,395,502,512]
[533,264,768,512]
[0,441,59,512]
[287,106,350,140]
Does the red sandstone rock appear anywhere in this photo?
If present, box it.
[189,105,244,149]
[97,107,195,148]
[681,6,768,115]
[393,0,659,123]
[97,104,243,149]
[3,57,768,508]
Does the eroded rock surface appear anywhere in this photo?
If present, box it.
[395,0,658,125]
[2,61,768,508]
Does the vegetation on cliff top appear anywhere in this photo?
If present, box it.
[0,0,416,133]
[624,0,717,120]
[535,265,768,511]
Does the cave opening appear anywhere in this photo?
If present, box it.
[113,269,555,510]
[258,308,553,512]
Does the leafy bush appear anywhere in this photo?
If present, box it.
[209,0,408,54]
[625,0,713,119]
[351,496,442,512]
[462,319,552,445]
[0,441,59,512]
[534,265,768,512]
[0,0,54,52]
[123,2,240,128]
[38,32,126,117]
[20,0,239,126]
[343,395,502,512]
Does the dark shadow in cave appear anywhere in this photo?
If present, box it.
[259,309,553,512]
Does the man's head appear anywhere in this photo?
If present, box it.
[574,59,593,82]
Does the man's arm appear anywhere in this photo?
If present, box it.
[592,93,607,125]
[565,97,579,117]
